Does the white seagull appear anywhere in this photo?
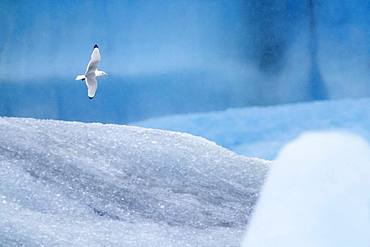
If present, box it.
[75,44,107,99]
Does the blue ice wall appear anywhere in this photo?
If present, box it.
[0,0,369,123]
[0,0,255,79]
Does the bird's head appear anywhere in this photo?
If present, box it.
[96,70,108,77]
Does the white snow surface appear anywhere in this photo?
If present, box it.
[0,117,269,247]
[136,98,370,159]
[242,131,370,247]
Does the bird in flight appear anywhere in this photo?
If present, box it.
[75,44,107,99]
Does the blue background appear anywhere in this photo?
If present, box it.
[0,0,369,123]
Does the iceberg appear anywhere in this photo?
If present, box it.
[0,117,269,246]
[242,131,370,247]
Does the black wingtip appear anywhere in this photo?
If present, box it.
[94,44,98,49]
[89,96,94,100]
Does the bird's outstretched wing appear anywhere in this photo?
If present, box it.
[85,45,101,76]
[86,77,98,99]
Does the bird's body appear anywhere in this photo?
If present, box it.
[75,44,107,99]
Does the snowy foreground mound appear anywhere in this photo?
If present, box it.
[137,98,370,159]
[243,131,370,247]
[0,118,269,247]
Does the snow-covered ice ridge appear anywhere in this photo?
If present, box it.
[0,117,269,247]
[137,98,370,159]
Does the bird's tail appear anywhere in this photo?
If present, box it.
[75,75,86,81]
